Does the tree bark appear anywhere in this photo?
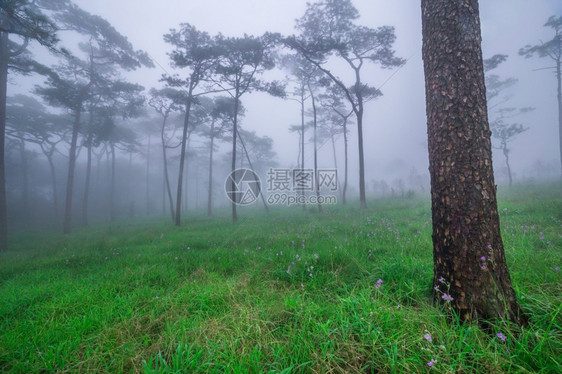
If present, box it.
[421,0,525,324]
[0,32,9,251]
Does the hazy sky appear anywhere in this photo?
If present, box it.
[32,1,562,185]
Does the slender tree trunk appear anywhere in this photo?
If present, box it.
[343,121,348,205]
[63,109,82,234]
[231,92,240,222]
[18,137,29,223]
[207,122,215,217]
[421,0,525,324]
[309,83,322,213]
[237,128,269,212]
[146,133,151,215]
[175,85,194,226]
[161,132,175,221]
[82,136,92,226]
[300,90,306,211]
[0,32,9,250]
[355,74,367,209]
[503,144,513,187]
[330,131,342,197]
[556,58,562,178]
[45,150,59,224]
[110,142,116,222]
[184,137,191,214]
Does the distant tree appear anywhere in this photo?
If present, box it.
[422,0,525,323]
[212,34,279,221]
[286,0,404,209]
[519,15,562,178]
[491,109,529,186]
[149,87,184,221]
[163,23,222,226]
[5,95,66,223]
[0,0,69,250]
[320,84,353,204]
[484,54,533,186]
[281,53,313,210]
[36,4,151,233]
[200,96,240,217]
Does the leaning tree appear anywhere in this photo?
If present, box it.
[421,0,525,323]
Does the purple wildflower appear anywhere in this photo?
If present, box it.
[441,293,454,301]
[424,333,432,342]
[480,256,486,261]
[496,332,506,341]
[427,359,436,367]
[438,276,444,283]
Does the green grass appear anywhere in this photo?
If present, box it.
[1,183,561,373]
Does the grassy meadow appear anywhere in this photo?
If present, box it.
[0,183,561,373]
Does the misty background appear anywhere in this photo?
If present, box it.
[5,0,562,228]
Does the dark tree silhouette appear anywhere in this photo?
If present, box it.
[421,0,525,324]
[0,0,68,250]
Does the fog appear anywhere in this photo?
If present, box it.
[5,0,562,228]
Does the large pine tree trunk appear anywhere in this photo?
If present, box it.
[421,0,525,324]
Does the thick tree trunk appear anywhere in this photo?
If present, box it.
[0,32,8,251]
[421,0,525,324]
[63,109,82,234]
